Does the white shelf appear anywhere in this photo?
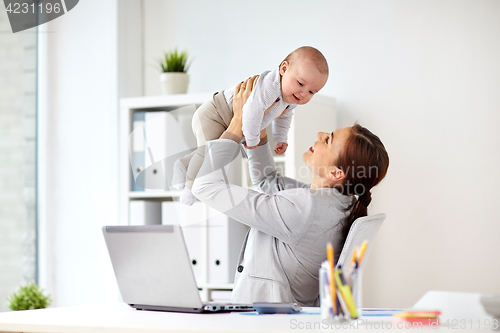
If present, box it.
[129,191,181,199]
[121,93,213,110]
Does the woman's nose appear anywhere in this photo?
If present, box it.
[317,132,325,140]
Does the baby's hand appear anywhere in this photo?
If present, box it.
[274,142,288,155]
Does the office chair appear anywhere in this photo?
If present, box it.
[335,213,386,309]
[336,213,386,269]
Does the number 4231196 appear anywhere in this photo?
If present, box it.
[6,2,62,14]
[442,319,498,330]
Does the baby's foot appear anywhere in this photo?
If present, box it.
[172,159,187,190]
[180,187,196,206]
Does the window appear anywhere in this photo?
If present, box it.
[0,6,38,311]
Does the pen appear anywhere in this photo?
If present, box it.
[326,242,337,315]
[320,265,334,318]
[348,261,358,285]
[357,241,368,266]
[335,265,359,319]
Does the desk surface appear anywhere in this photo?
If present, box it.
[0,291,493,333]
[3,303,320,333]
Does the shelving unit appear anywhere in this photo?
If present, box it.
[120,93,246,302]
[120,93,212,227]
[119,93,336,301]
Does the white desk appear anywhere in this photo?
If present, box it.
[0,291,494,333]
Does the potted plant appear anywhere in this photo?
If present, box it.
[157,48,192,95]
[6,281,52,311]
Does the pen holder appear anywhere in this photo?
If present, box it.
[319,261,363,321]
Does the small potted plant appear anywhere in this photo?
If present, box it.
[157,48,192,95]
[6,281,52,311]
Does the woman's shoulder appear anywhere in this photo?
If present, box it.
[276,187,353,210]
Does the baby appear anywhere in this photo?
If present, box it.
[173,46,329,205]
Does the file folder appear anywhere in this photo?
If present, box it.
[144,111,169,192]
[162,201,206,284]
[208,210,248,284]
[143,106,197,192]
[130,111,145,191]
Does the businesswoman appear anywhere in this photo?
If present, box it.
[192,76,389,306]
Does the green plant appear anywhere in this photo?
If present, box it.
[157,48,192,73]
[6,281,52,311]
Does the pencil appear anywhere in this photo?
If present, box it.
[351,248,357,265]
[326,242,337,315]
[347,247,358,280]
[358,241,368,266]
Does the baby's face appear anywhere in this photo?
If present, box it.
[280,59,328,105]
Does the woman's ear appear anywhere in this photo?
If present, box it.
[327,167,345,182]
[279,61,289,76]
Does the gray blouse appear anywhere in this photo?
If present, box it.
[192,139,353,306]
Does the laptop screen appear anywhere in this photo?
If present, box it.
[102,225,203,309]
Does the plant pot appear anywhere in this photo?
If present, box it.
[160,72,189,95]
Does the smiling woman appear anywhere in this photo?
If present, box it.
[192,77,389,306]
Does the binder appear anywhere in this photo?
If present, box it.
[143,112,169,192]
[207,210,229,284]
[162,201,206,284]
[143,106,197,192]
[130,111,145,191]
[164,105,197,160]
[129,200,161,225]
[207,209,248,284]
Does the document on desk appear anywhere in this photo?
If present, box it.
[362,308,403,316]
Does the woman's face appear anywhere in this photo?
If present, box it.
[303,127,352,178]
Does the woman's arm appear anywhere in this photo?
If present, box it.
[245,143,309,195]
[191,138,312,242]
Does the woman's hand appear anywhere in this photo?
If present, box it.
[233,75,258,119]
[225,75,258,139]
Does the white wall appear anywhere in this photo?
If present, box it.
[143,0,500,307]
[38,0,122,306]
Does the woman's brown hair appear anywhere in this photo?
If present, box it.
[334,123,389,242]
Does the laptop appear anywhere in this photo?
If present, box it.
[102,224,253,313]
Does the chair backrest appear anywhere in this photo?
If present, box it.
[336,213,386,269]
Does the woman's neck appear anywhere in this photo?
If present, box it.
[310,176,337,189]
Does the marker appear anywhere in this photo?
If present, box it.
[358,241,368,266]
[347,247,358,280]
